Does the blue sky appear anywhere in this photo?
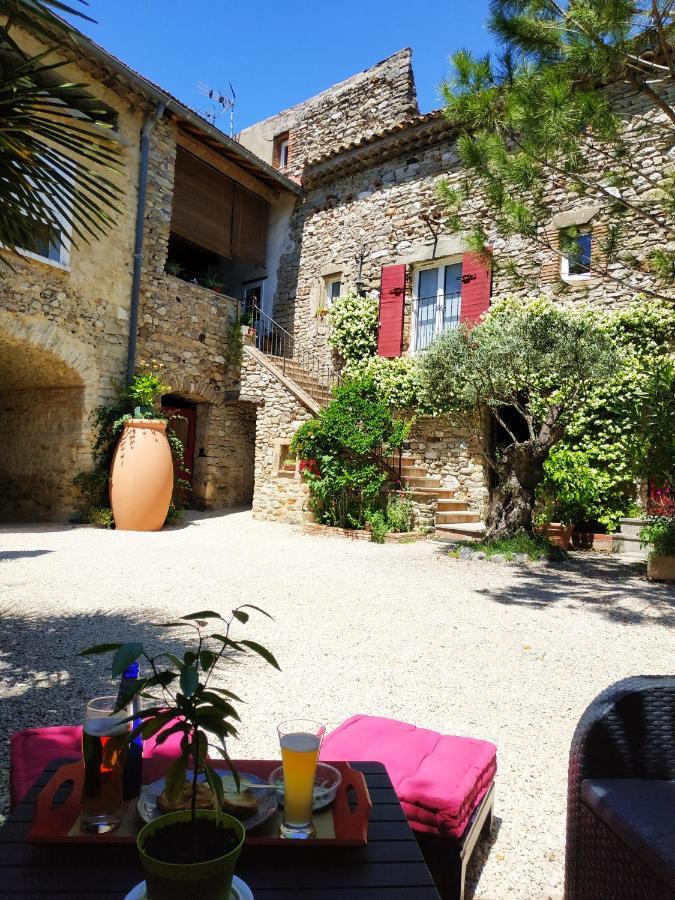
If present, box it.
[67,0,495,131]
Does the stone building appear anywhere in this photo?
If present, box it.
[238,51,672,535]
[1,21,668,530]
[0,19,297,521]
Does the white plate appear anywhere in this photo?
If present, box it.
[124,874,253,899]
[137,770,277,831]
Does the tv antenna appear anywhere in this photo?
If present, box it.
[198,81,236,136]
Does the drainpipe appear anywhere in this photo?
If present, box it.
[126,102,165,384]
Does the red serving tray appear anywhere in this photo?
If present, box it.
[29,759,372,847]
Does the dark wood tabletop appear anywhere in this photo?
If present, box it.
[0,759,440,899]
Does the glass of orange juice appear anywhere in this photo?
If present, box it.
[277,719,326,839]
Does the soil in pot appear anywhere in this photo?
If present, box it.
[142,819,239,865]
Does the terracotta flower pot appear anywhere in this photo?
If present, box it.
[545,522,575,550]
[647,554,675,582]
[109,418,173,531]
[137,810,245,900]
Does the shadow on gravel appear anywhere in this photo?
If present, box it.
[474,555,675,627]
[0,606,214,818]
[0,550,53,561]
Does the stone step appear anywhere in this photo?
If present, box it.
[399,487,455,500]
[435,511,482,524]
[435,499,470,512]
[618,517,648,540]
[612,533,649,558]
[394,465,427,478]
[402,476,442,489]
[434,521,486,542]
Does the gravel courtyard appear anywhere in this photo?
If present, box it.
[1,510,673,898]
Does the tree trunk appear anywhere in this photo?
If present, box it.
[485,442,549,541]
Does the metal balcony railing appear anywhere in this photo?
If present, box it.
[414,291,461,352]
[250,303,338,388]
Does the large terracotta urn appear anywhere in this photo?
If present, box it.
[110,419,174,531]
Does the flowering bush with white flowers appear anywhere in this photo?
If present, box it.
[327,290,378,363]
[345,355,425,411]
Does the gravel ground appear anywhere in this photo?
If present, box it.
[1,510,673,898]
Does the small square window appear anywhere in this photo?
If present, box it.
[561,229,592,279]
[326,277,341,305]
[274,132,290,169]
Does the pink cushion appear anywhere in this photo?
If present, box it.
[321,714,497,839]
[9,724,185,809]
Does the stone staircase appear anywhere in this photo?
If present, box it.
[265,355,333,408]
[390,454,485,540]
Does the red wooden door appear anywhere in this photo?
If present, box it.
[162,405,196,505]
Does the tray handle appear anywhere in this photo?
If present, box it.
[30,762,82,840]
[333,763,372,843]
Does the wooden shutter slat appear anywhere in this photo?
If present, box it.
[171,148,233,257]
[378,264,407,357]
[232,186,268,266]
[460,250,492,325]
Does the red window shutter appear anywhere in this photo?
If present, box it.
[377,264,407,357]
[460,250,492,325]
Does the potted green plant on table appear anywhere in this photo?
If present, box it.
[82,606,280,900]
[109,371,174,532]
[201,269,225,294]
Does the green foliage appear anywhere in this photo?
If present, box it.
[550,301,675,530]
[539,447,608,529]
[80,505,114,528]
[291,378,412,529]
[633,355,675,503]
[327,290,379,363]
[0,0,124,263]
[225,316,244,368]
[386,492,414,533]
[128,371,171,411]
[451,533,561,561]
[80,607,279,837]
[440,0,674,301]
[345,355,425,410]
[366,509,389,543]
[421,297,617,430]
[641,516,675,558]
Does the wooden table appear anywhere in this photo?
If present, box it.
[0,759,441,899]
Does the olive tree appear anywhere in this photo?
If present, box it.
[419,298,619,539]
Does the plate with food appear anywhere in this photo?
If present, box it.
[137,770,277,830]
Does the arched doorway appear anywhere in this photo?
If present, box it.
[0,318,95,522]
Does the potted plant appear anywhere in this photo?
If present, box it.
[165,261,185,279]
[109,371,174,532]
[202,269,225,294]
[81,606,280,899]
[641,516,675,581]
[538,449,603,550]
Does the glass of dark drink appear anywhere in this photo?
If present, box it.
[81,695,132,834]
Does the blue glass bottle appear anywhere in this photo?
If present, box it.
[116,661,143,799]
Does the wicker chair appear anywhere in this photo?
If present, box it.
[565,675,675,900]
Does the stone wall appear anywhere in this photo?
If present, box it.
[240,350,312,523]
[238,49,418,180]
[137,116,249,510]
[0,29,143,519]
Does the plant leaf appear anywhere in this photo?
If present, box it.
[199,691,241,721]
[199,650,216,671]
[140,712,176,739]
[179,666,199,698]
[164,752,189,804]
[238,640,281,671]
[232,610,249,624]
[204,761,224,818]
[239,604,274,620]
[79,643,122,656]
[181,611,223,621]
[154,721,187,746]
[207,687,244,703]
[111,642,144,678]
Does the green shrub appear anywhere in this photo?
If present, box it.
[386,492,414,533]
[82,506,114,528]
[451,533,561,561]
[345,355,424,410]
[640,516,675,558]
[291,378,411,529]
[367,509,389,543]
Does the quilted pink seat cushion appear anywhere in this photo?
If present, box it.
[9,724,184,809]
[321,714,497,839]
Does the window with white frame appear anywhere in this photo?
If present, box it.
[15,164,74,268]
[325,275,341,306]
[560,228,592,280]
[279,139,289,168]
[412,260,463,352]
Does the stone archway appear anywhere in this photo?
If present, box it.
[0,314,98,522]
